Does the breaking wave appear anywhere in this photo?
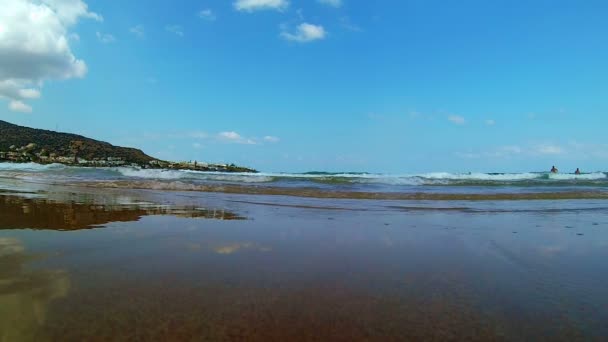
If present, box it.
[1,163,607,188]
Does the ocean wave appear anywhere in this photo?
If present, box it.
[115,167,275,183]
[1,163,607,187]
[415,172,541,181]
[116,167,194,180]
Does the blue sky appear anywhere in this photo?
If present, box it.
[1,0,608,173]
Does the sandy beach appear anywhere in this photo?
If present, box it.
[2,176,608,341]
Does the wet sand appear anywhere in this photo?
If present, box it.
[77,179,608,201]
[1,182,608,341]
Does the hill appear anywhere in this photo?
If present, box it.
[0,120,157,165]
[0,120,257,172]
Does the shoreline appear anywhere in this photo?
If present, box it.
[7,177,608,201]
[76,178,608,200]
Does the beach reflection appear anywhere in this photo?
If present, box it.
[0,238,70,342]
[1,181,608,340]
[213,242,272,254]
[0,194,246,230]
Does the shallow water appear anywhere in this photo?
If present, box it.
[1,177,608,341]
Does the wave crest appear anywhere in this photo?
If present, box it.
[1,163,607,188]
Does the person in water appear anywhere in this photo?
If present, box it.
[575,168,581,175]
[551,166,558,173]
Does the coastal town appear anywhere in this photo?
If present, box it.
[0,142,256,173]
[0,142,131,166]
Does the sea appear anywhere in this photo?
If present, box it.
[1,162,607,198]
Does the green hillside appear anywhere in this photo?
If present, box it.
[0,120,156,165]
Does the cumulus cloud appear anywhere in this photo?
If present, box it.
[129,25,145,38]
[165,25,184,36]
[217,131,257,145]
[448,115,465,125]
[485,119,496,126]
[281,23,326,43]
[9,100,33,113]
[219,131,241,140]
[234,0,288,12]
[0,0,100,112]
[318,0,342,8]
[42,0,102,23]
[198,9,216,21]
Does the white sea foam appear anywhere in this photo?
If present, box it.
[116,167,193,180]
[115,167,274,182]
[413,172,541,181]
[549,172,607,180]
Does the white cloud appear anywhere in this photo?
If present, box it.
[448,115,465,125]
[219,131,241,140]
[129,25,145,38]
[8,100,32,113]
[198,9,216,21]
[281,23,326,43]
[217,131,257,145]
[165,25,184,36]
[0,81,42,101]
[96,31,115,43]
[192,143,204,149]
[318,0,342,8]
[234,0,288,12]
[485,119,496,126]
[18,88,42,99]
[41,0,102,24]
[263,136,280,143]
[0,0,100,112]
